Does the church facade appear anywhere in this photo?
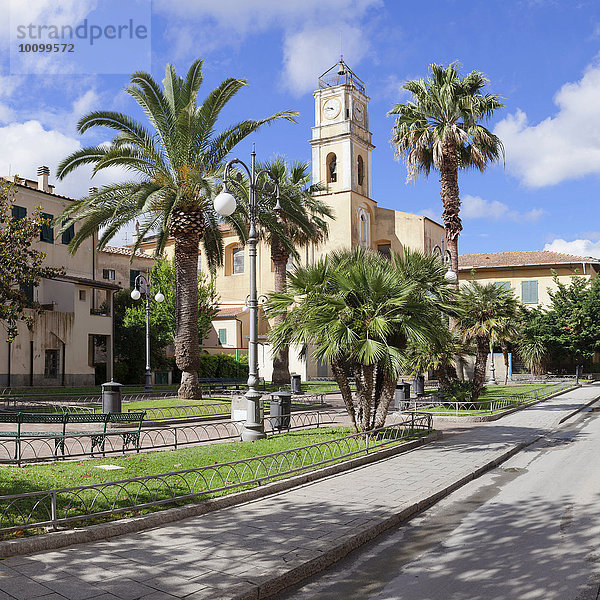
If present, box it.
[140,60,444,380]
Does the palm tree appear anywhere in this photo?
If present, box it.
[251,157,332,385]
[455,281,519,401]
[56,60,296,399]
[267,247,444,431]
[388,63,504,275]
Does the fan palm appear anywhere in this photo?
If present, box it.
[388,63,504,275]
[55,59,296,399]
[267,247,444,431]
[250,157,332,384]
[455,281,519,401]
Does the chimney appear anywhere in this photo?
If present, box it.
[37,166,50,192]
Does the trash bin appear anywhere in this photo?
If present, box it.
[413,374,425,396]
[270,390,292,431]
[102,381,123,414]
[290,374,302,394]
[394,382,411,410]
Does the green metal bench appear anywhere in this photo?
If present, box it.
[0,411,146,459]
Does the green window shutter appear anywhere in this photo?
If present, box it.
[61,221,74,244]
[521,280,538,304]
[40,213,54,243]
[20,283,34,306]
[11,205,26,220]
[102,269,110,280]
[129,269,140,289]
[218,329,227,345]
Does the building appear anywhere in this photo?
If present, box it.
[0,169,154,387]
[139,59,445,380]
[458,251,600,308]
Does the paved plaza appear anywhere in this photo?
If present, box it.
[0,384,598,600]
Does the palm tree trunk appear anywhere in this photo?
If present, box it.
[374,375,398,429]
[355,364,375,431]
[331,357,358,432]
[174,232,202,400]
[472,336,489,402]
[440,141,462,277]
[271,237,291,385]
[501,341,510,384]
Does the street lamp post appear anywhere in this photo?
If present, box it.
[131,271,165,391]
[213,144,281,442]
[487,341,498,385]
[432,245,458,284]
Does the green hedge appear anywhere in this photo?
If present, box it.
[197,353,249,379]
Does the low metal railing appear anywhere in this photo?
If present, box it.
[0,412,432,535]
[0,410,343,465]
[406,382,572,416]
[128,402,232,421]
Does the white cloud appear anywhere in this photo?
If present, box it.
[544,238,600,259]
[0,120,122,198]
[418,208,439,220]
[461,194,544,222]
[154,0,382,95]
[282,25,371,95]
[495,58,600,187]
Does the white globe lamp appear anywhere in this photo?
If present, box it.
[130,288,141,300]
[214,187,237,217]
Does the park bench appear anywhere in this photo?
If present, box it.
[198,377,264,395]
[0,411,146,459]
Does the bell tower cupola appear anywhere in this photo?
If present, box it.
[310,57,374,199]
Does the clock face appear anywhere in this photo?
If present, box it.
[323,98,341,120]
[353,101,364,123]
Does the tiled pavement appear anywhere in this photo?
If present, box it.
[0,384,598,600]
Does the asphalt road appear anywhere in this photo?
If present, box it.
[281,404,600,600]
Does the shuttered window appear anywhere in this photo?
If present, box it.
[11,205,26,220]
[521,280,538,304]
[495,281,511,291]
[61,221,75,244]
[40,213,54,243]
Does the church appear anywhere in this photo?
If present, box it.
[139,59,445,380]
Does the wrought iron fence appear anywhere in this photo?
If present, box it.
[0,410,343,465]
[128,402,232,421]
[405,382,573,416]
[0,412,432,535]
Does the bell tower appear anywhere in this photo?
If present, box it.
[310,58,374,199]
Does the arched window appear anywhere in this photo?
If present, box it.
[357,155,364,186]
[326,152,337,183]
[232,248,244,274]
[358,208,370,247]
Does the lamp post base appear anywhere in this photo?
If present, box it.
[144,370,153,391]
[241,389,266,441]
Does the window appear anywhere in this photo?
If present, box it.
[326,152,337,183]
[495,281,511,291]
[232,248,244,274]
[377,243,391,260]
[44,349,59,378]
[20,283,34,306]
[40,213,54,243]
[358,208,370,247]
[218,328,227,345]
[357,155,364,186]
[11,205,26,220]
[79,290,87,301]
[521,280,538,304]
[61,220,75,245]
[103,269,116,281]
[129,269,140,289]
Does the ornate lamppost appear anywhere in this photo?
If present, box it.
[131,271,164,391]
[213,145,281,441]
[432,245,458,284]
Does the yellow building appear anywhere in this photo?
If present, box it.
[1,169,154,387]
[139,60,444,379]
[458,251,600,307]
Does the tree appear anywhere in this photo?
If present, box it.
[251,157,331,385]
[56,59,296,399]
[123,256,218,349]
[0,179,63,343]
[455,281,519,401]
[388,63,504,275]
[267,247,445,432]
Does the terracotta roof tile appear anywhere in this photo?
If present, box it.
[100,246,154,260]
[459,251,600,270]
[215,306,246,318]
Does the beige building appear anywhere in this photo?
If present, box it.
[1,169,154,387]
[458,251,600,307]
[139,60,444,379]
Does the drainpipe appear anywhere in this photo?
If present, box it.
[7,341,11,388]
[61,342,66,386]
[29,340,34,386]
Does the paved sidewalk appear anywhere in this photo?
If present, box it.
[0,384,598,600]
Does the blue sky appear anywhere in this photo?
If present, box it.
[1,0,600,256]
